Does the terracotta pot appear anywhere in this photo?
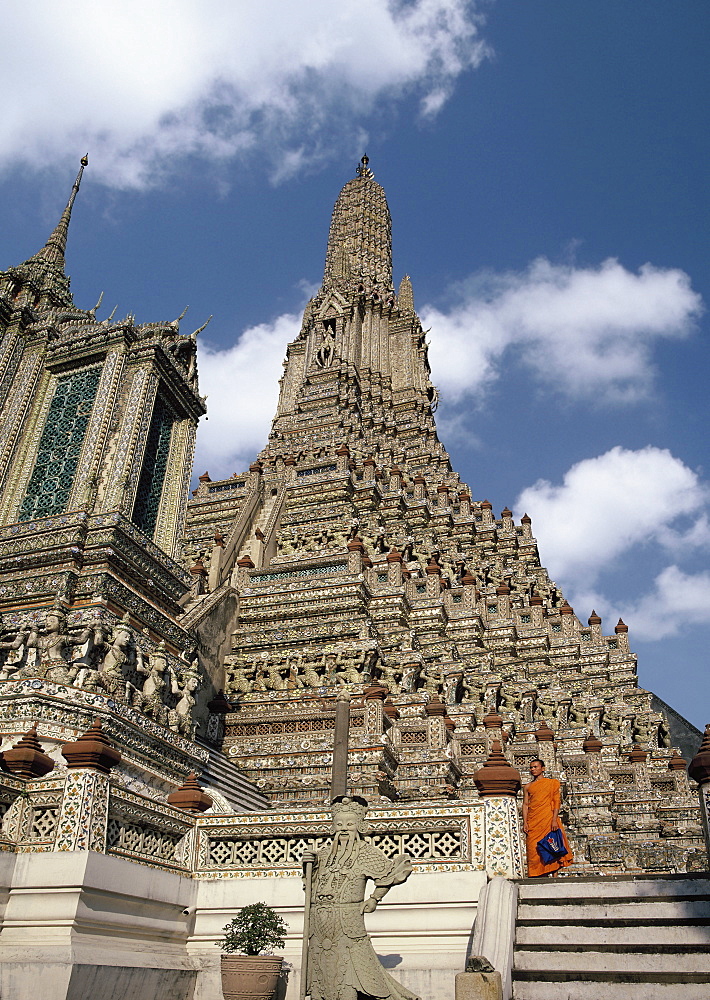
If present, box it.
[220,954,283,1000]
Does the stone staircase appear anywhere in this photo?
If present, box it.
[197,740,269,812]
[512,872,710,999]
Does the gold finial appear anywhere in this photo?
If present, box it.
[356,154,373,179]
[81,154,89,167]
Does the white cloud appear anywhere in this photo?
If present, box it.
[195,312,300,479]
[425,258,702,405]
[621,566,710,640]
[1,0,489,189]
[515,446,710,641]
[516,446,708,584]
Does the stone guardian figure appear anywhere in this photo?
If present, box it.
[301,796,419,1000]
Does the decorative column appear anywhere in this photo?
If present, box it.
[688,724,710,861]
[56,719,120,852]
[472,741,524,879]
[347,534,364,574]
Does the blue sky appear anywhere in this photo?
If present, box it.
[1,1,708,732]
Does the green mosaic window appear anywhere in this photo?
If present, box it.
[132,393,175,539]
[19,367,101,521]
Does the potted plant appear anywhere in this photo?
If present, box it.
[217,901,288,1000]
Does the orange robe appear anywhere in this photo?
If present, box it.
[525,776,573,877]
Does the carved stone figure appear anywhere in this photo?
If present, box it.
[302,796,419,1000]
[134,643,171,723]
[315,325,336,368]
[335,654,365,687]
[72,619,111,690]
[229,661,253,696]
[0,616,29,679]
[419,662,443,696]
[169,674,200,735]
[301,656,323,689]
[96,617,137,699]
[378,661,402,695]
[22,604,92,685]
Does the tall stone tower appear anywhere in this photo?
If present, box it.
[185,157,705,873]
[0,161,262,813]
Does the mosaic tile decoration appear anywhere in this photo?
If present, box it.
[132,393,175,538]
[19,366,101,520]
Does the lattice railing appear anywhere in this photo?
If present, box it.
[205,827,464,869]
[107,815,188,868]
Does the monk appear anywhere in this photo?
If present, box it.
[522,758,573,877]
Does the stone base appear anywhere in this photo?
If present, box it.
[0,964,196,1000]
[455,971,503,1000]
[0,851,197,1000]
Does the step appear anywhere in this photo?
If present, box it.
[516,900,710,923]
[515,922,710,947]
[513,980,710,1000]
[518,876,710,901]
[514,949,710,974]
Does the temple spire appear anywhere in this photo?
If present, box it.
[30,155,88,271]
[8,155,89,308]
[323,154,392,293]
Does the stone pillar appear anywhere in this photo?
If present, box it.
[57,720,120,853]
[559,601,577,637]
[330,689,351,798]
[413,473,427,500]
[206,689,232,744]
[347,535,364,574]
[495,584,511,618]
[336,444,350,473]
[284,455,297,481]
[588,610,602,638]
[167,772,213,813]
[689,724,710,861]
[425,555,442,598]
[1,725,54,779]
[247,460,263,491]
[462,571,478,611]
[363,456,377,483]
[235,554,254,590]
[481,500,494,525]
[615,618,630,653]
[529,591,544,628]
[473,740,524,878]
[363,682,387,733]
[437,484,450,507]
[458,490,471,517]
[470,875,518,1000]
[208,530,225,591]
[386,547,403,586]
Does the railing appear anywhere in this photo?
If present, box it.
[0,773,524,880]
